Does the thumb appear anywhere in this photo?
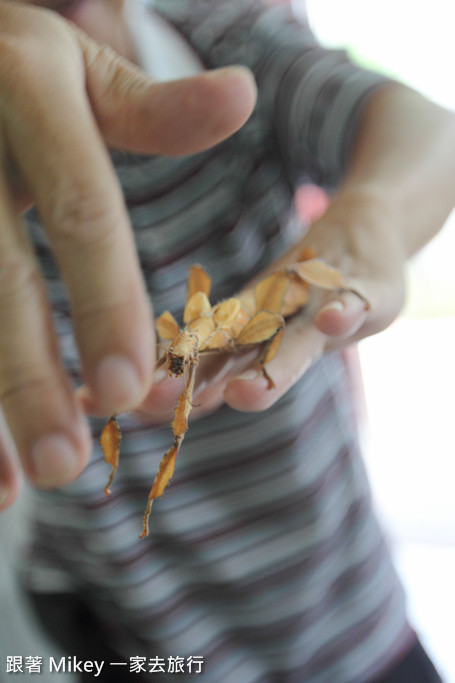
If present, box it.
[77,29,258,156]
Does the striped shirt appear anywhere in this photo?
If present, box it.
[21,1,414,680]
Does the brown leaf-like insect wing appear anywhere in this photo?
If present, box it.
[296,245,317,262]
[280,279,310,317]
[290,259,370,309]
[236,310,285,346]
[184,291,211,324]
[187,264,211,301]
[212,297,241,328]
[188,314,216,344]
[290,259,346,289]
[156,310,180,340]
[201,328,232,352]
[254,271,290,313]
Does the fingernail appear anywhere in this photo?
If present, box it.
[96,355,143,412]
[193,379,208,398]
[208,65,247,79]
[207,66,257,93]
[153,368,169,384]
[76,384,93,408]
[319,300,344,314]
[232,369,260,382]
[31,434,79,487]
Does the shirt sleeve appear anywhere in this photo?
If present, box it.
[156,0,392,189]
[254,9,391,188]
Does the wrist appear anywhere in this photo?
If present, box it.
[341,85,455,256]
[307,183,406,271]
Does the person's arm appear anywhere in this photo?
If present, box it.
[223,84,455,411]
[156,82,454,416]
[337,83,455,257]
[141,1,455,417]
[0,0,257,508]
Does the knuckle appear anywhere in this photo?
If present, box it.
[0,371,59,409]
[47,189,122,253]
[0,37,37,99]
[0,252,40,300]
[83,42,147,137]
[81,36,119,72]
[92,44,142,98]
[73,297,127,337]
[0,13,74,93]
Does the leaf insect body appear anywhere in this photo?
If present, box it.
[100,249,367,538]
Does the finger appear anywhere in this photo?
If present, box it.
[225,324,327,412]
[188,351,260,418]
[193,352,257,396]
[0,408,22,510]
[0,173,91,488]
[77,30,257,155]
[4,4,256,158]
[314,266,405,346]
[3,31,155,416]
[136,373,186,425]
[139,376,226,425]
[137,355,240,422]
[136,349,259,424]
[315,291,368,340]
[3,10,256,419]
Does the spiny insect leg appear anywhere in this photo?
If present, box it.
[140,362,197,538]
[100,415,122,496]
[235,311,285,390]
[259,325,285,389]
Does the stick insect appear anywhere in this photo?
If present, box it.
[100,248,367,538]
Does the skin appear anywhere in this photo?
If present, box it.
[0,0,454,508]
[0,0,257,503]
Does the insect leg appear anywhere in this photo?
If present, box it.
[258,325,285,389]
[100,414,122,496]
[235,311,285,389]
[140,361,197,538]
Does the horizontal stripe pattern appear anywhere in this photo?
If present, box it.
[21,2,411,681]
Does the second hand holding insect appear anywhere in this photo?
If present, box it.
[101,229,377,537]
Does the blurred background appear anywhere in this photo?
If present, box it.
[294,0,455,680]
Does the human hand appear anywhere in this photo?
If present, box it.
[225,187,406,411]
[141,187,406,421]
[0,1,256,508]
[223,83,455,413]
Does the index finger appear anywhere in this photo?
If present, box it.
[4,29,155,417]
[224,322,328,412]
[0,8,256,494]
